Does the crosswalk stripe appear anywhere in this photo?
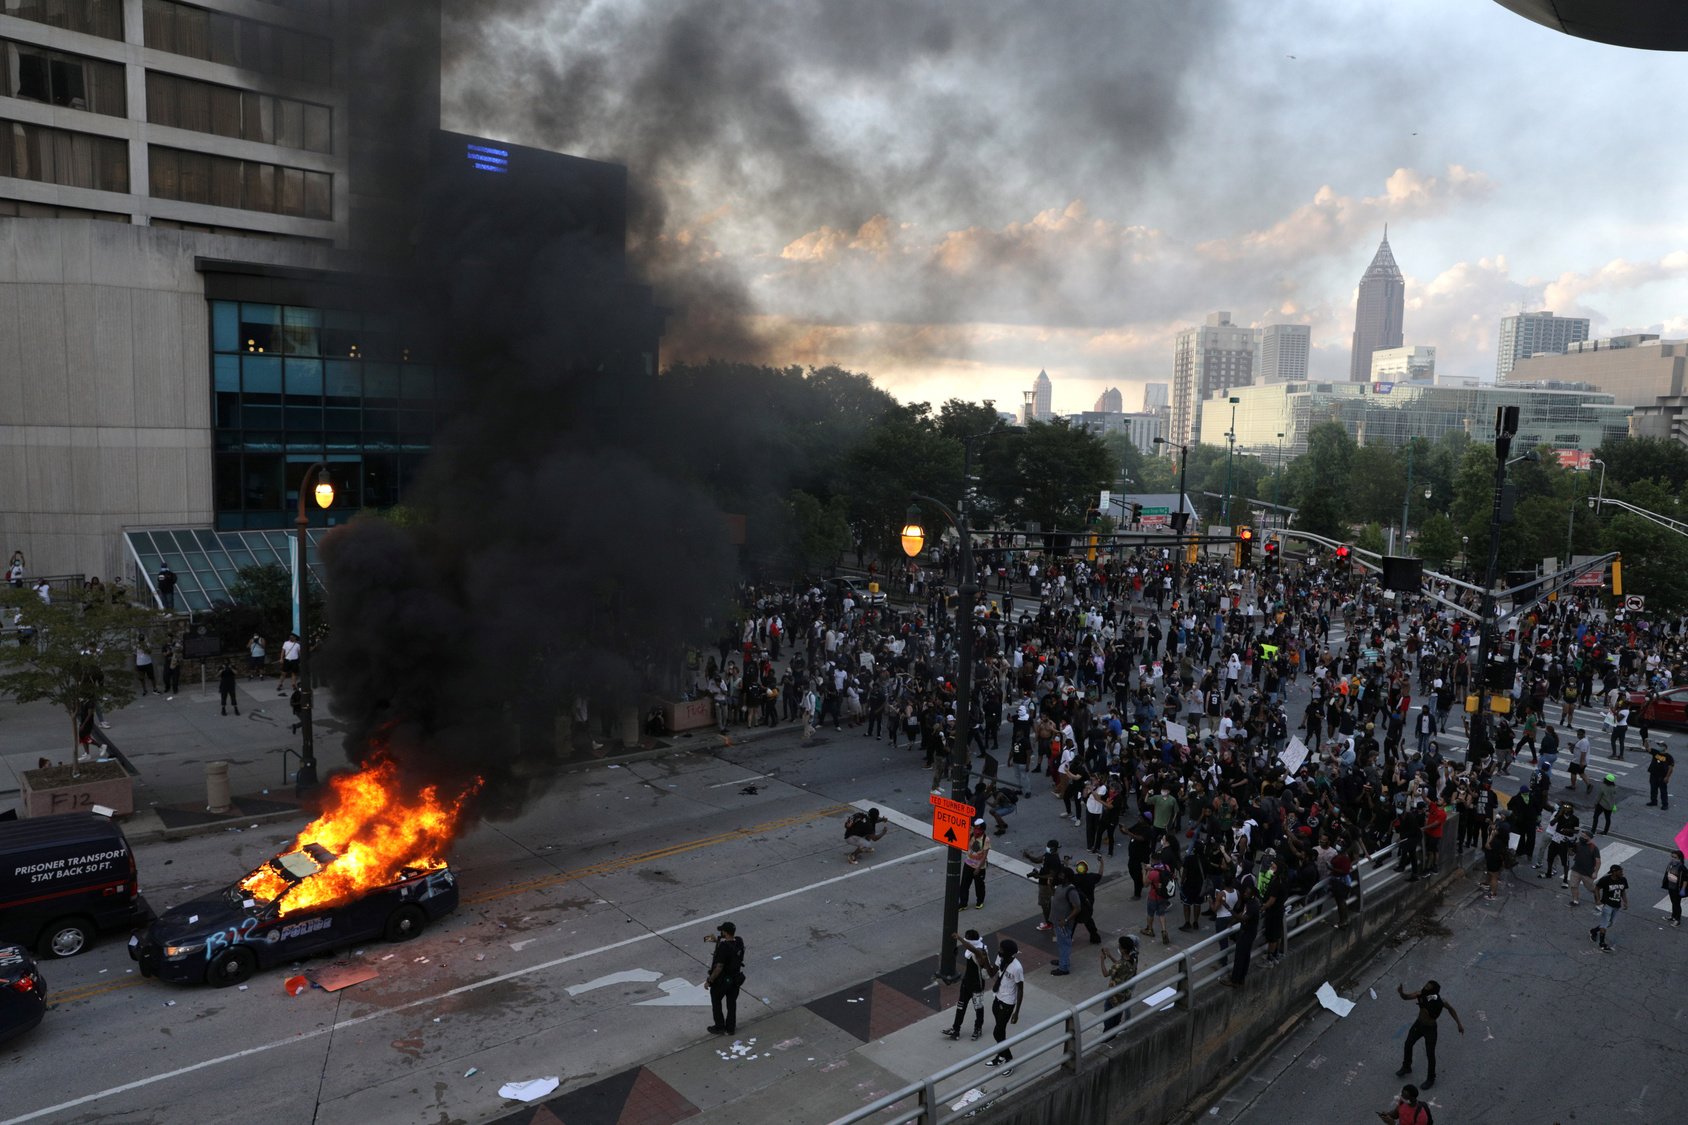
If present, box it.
[1653,895,1675,914]
[850,798,1035,878]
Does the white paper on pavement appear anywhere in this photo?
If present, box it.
[1315,982,1355,1018]
[1165,720,1188,746]
[1278,737,1309,775]
[498,1077,561,1102]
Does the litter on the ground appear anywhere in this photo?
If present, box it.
[497,1077,560,1102]
[1315,982,1355,1018]
[464,1067,478,1078]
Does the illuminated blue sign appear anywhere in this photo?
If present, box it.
[466,143,509,174]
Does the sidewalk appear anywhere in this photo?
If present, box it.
[0,679,747,843]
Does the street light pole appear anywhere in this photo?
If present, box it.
[1274,431,1284,527]
[1470,410,1532,766]
[903,427,1017,983]
[1155,436,1190,582]
[293,462,334,792]
[1399,444,1413,555]
[1221,395,1240,526]
[1592,457,1607,514]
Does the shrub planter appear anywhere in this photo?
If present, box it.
[20,759,135,818]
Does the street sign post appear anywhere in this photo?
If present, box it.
[929,793,974,850]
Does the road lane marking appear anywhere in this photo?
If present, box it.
[3,844,943,1125]
[464,804,851,905]
[709,773,773,788]
[853,799,1035,877]
[48,806,851,1010]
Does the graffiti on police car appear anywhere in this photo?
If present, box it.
[203,915,261,960]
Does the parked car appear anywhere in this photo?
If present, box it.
[0,812,151,958]
[1625,686,1688,728]
[130,843,459,987]
[825,576,888,605]
[0,944,47,1045]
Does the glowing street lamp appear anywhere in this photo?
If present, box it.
[293,463,334,792]
[900,507,926,559]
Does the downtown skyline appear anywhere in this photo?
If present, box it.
[445,0,1688,415]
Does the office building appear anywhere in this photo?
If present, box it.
[1495,311,1590,379]
[1093,386,1123,413]
[1170,311,1254,450]
[1201,380,1629,461]
[1254,323,1311,383]
[1348,230,1405,382]
[1066,410,1163,453]
[1,2,661,603]
[1507,336,1688,444]
[1370,345,1436,383]
[1142,382,1169,413]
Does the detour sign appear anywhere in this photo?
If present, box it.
[929,793,975,850]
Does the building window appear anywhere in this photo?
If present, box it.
[2,40,127,116]
[0,197,126,219]
[141,0,331,86]
[210,300,439,526]
[0,119,128,191]
[2,0,123,40]
[145,71,332,153]
[149,145,330,220]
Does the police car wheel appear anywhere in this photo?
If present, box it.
[384,905,427,943]
[208,947,256,987]
[39,916,92,959]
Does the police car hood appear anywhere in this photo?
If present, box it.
[145,888,260,943]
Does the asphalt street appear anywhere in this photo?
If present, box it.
[4,601,1685,1125]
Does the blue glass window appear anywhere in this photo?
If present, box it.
[242,355,282,393]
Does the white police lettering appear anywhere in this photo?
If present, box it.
[266,916,332,944]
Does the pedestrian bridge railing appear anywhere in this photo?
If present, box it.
[830,838,1435,1125]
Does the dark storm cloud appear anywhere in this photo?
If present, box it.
[444,0,1236,359]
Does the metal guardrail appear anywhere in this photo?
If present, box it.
[832,839,1427,1125]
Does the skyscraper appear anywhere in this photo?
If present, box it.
[1142,383,1169,413]
[1255,324,1312,383]
[1348,229,1405,382]
[1496,311,1591,380]
[1093,386,1123,412]
[1025,368,1053,422]
[1170,312,1255,449]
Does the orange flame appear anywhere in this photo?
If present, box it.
[241,754,480,915]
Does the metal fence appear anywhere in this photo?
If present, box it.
[832,838,1428,1125]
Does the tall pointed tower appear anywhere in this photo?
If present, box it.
[1349,228,1405,382]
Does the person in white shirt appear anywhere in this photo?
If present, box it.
[278,633,302,693]
[985,939,1024,1068]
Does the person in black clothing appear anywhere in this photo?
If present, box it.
[942,929,989,1040]
[217,659,240,716]
[1068,855,1104,943]
[156,563,178,611]
[705,921,745,1035]
[1219,880,1259,988]
[1395,979,1464,1088]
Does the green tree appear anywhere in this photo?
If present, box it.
[1601,509,1688,612]
[841,403,962,557]
[0,591,159,765]
[1416,512,1461,570]
[981,419,1113,532]
[1288,422,1355,538]
[787,490,853,573]
[1355,521,1387,555]
[1346,445,1405,526]
[1593,435,1688,494]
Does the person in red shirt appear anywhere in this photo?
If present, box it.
[1377,1084,1432,1124]
[1422,799,1448,874]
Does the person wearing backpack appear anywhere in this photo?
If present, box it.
[1139,855,1177,946]
[1663,848,1686,927]
[1377,1084,1434,1125]
[844,808,887,864]
[704,921,746,1035]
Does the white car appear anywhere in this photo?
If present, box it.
[827,577,888,605]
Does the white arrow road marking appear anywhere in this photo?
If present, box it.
[565,968,662,996]
[634,978,713,1006]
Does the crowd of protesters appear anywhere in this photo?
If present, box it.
[704,534,1683,983]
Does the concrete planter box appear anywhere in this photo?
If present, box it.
[20,760,135,818]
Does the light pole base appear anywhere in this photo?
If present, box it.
[294,760,319,795]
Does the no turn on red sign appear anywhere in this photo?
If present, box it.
[929,793,975,850]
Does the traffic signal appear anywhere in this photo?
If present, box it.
[1235,526,1253,567]
[1128,502,1142,524]
[1263,538,1279,562]
[1334,544,1351,560]
[1085,506,1101,527]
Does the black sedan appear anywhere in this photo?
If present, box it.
[0,944,47,1045]
[130,845,460,987]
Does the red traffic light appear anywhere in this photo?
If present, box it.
[1335,545,1351,559]
[1237,526,1253,540]
[1264,539,1279,555]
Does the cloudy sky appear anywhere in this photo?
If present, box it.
[445,0,1688,416]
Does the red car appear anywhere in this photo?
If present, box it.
[1625,687,1688,728]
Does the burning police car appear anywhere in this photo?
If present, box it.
[129,842,459,987]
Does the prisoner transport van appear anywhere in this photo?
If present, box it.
[0,812,151,957]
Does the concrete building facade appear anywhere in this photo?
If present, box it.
[1495,310,1590,380]
[1369,344,1436,383]
[0,2,661,600]
[1202,379,1629,461]
[1092,386,1122,413]
[1348,231,1405,382]
[1170,311,1253,450]
[1254,323,1310,383]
